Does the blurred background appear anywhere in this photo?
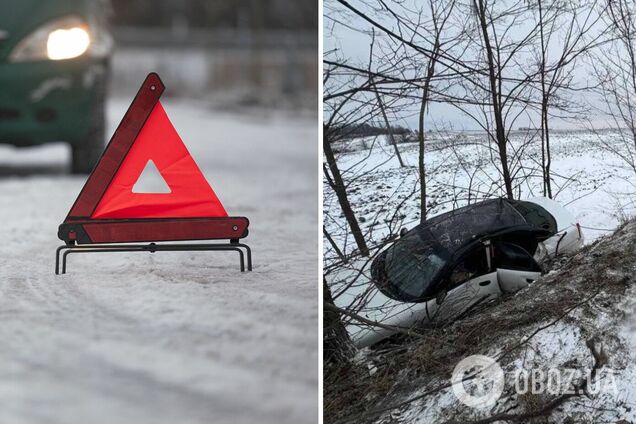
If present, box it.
[0,0,318,173]
[109,0,318,107]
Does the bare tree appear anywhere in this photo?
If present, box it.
[369,29,406,168]
[323,129,370,256]
[323,13,418,257]
[331,0,467,222]
[323,278,354,365]
[532,0,603,198]
[417,0,457,222]
[591,0,636,178]
[470,0,535,199]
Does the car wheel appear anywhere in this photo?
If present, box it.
[70,77,106,174]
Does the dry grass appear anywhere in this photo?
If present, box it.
[324,221,636,424]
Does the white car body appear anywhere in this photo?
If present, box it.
[529,196,583,258]
[331,197,584,348]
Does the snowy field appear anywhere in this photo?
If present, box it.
[324,130,636,262]
[0,99,318,423]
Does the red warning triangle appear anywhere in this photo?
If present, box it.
[91,102,227,219]
[59,73,249,250]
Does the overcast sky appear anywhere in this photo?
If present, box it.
[324,0,611,131]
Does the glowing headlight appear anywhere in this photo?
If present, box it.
[8,15,111,63]
[47,27,90,60]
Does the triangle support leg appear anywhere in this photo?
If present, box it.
[55,242,252,275]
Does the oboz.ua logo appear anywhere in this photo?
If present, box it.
[451,354,618,408]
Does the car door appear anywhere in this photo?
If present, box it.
[426,245,502,325]
[493,241,543,293]
[426,271,502,325]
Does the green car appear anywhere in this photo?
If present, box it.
[0,0,113,173]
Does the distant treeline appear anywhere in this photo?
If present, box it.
[110,0,317,31]
[332,123,412,140]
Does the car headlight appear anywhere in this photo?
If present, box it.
[8,15,112,62]
[47,27,90,60]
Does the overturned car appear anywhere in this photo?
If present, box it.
[335,197,583,348]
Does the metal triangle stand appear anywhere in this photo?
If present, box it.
[55,73,253,276]
[55,240,252,275]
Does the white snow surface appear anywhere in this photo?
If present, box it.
[0,99,318,423]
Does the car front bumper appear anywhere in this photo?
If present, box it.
[0,57,106,147]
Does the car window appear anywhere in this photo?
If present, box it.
[493,241,541,272]
[448,246,490,289]
[371,232,448,301]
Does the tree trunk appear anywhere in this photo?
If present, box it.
[418,103,428,224]
[543,100,553,198]
[323,126,370,256]
[475,0,514,199]
[538,0,552,199]
[374,86,405,167]
[323,278,354,365]
[540,110,547,196]
[418,53,437,223]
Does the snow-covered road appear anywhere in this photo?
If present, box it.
[0,99,318,423]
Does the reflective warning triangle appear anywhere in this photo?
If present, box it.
[91,101,227,219]
[64,73,228,221]
[58,72,249,251]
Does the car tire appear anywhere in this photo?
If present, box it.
[70,76,106,174]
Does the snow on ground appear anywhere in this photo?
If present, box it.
[394,222,636,423]
[324,130,636,262]
[0,98,318,423]
[324,130,636,423]
[326,217,636,423]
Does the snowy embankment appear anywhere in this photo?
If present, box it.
[327,220,636,423]
[323,131,636,423]
[0,99,317,423]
